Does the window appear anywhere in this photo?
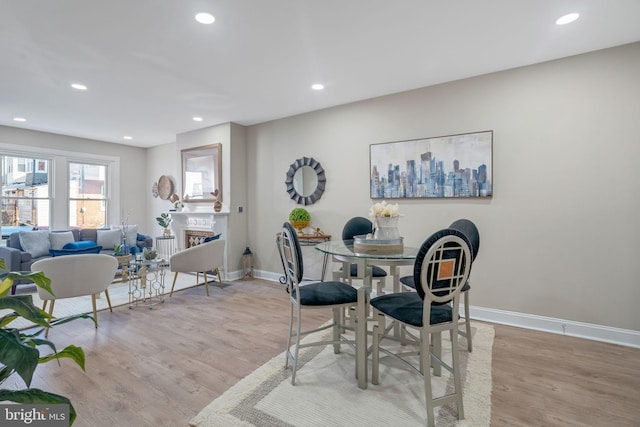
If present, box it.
[69,162,107,228]
[1,155,51,236]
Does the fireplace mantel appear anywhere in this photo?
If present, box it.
[168,209,229,278]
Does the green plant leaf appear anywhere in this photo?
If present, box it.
[0,328,40,387]
[0,269,52,298]
[0,295,51,327]
[51,313,97,328]
[0,389,77,425]
[39,345,86,371]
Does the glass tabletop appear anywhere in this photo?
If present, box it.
[315,240,419,260]
[129,257,167,266]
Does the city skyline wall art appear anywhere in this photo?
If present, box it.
[370,130,493,199]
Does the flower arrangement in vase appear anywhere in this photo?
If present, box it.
[369,200,401,240]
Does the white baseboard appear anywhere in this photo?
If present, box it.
[253,270,640,348]
[466,305,640,349]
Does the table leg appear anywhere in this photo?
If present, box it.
[389,265,402,337]
[356,286,368,389]
[321,253,329,281]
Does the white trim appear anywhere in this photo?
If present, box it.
[465,305,640,349]
[0,142,118,162]
[0,142,121,228]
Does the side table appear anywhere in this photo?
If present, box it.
[155,235,177,264]
[112,255,131,283]
[128,258,166,309]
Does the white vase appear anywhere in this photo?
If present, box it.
[374,216,400,240]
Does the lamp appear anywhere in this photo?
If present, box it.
[242,246,254,279]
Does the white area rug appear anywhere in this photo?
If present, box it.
[4,271,206,329]
[190,322,494,427]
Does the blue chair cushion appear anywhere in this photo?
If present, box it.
[292,281,358,306]
[50,245,103,257]
[203,233,222,243]
[63,240,98,250]
[370,292,454,327]
[349,263,387,278]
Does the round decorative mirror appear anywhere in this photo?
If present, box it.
[285,157,326,205]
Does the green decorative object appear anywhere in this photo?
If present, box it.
[144,249,157,260]
[0,259,92,425]
[289,208,311,235]
[156,212,172,236]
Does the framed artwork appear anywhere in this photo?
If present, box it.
[370,130,493,199]
[181,143,222,203]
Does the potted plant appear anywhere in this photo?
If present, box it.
[143,248,157,260]
[289,207,311,235]
[0,259,91,425]
[156,212,172,236]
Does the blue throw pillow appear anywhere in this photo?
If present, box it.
[63,240,98,250]
[50,245,103,257]
[203,234,221,243]
[137,233,151,241]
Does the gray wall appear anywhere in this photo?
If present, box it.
[2,42,638,337]
[246,42,640,332]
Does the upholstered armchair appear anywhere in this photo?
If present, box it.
[169,239,225,297]
[31,254,118,337]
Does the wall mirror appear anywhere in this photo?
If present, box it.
[181,143,222,203]
[285,157,326,205]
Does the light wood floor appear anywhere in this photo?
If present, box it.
[9,279,640,426]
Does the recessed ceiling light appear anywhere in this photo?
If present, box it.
[71,83,87,90]
[13,117,27,122]
[193,116,203,122]
[195,13,215,24]
[123,136,133,140]
[311,83,325,90]
[556,13,579,25]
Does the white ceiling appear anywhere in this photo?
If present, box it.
[1,0,639,148]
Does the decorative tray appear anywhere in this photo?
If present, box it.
[353,234,404,254]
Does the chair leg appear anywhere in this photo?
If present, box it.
[104,289,113,312]
[285,303,294,369]
[169,272,179,296]
[332,307,341,353]
[203,272,210,296]
[423,332,436,427]
[371,311,385,385]
[291,306,302,385]
[463,290,472,352]
[431,332,442,377]
[376,276,386,296]
[216,268,223,288]
[91,294,99,328]
[451,324,465,421]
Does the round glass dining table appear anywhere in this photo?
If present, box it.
[315,240,419,290]
[314,239,419,389]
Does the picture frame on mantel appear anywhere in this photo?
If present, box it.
[181,143,222,203]
[370,130,493,199]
